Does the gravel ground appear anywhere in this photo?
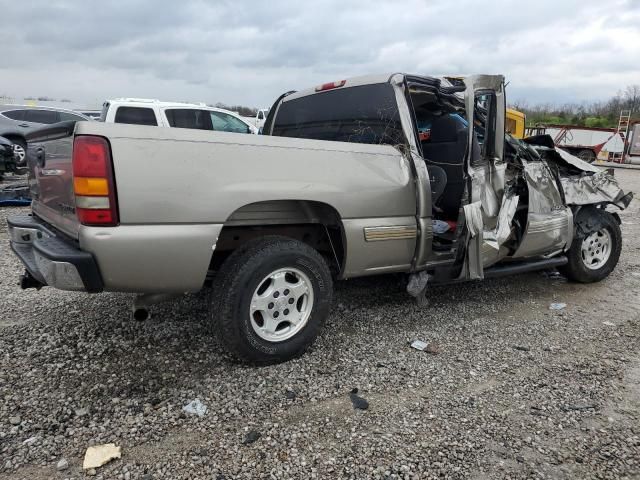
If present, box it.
[1,171,639,480]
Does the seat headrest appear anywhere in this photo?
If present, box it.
[429,115,465,143]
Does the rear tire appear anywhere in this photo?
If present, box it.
[577,149,596,163]
[559,208,621,283]
[210,236,333,364]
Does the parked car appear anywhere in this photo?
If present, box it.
[242,108,269,130]
[8,73,632,365]
[100,99,258,134]
[0,105,90,166]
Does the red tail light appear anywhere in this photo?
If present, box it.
[72,136,119,226]
[315,80,346,92]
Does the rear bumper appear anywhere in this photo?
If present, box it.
[7,214,103,292]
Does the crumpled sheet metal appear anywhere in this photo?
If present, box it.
[554,147,600,173]
[463,201,484,279]
[469,166,500,220]
[561,170,633,209]
[484,193,519,250]
[522,160,564,214]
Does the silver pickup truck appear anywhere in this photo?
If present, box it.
[7,73,633,364]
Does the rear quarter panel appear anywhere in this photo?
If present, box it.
[74,122,417,289]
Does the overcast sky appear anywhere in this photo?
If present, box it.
[1,0,639,109]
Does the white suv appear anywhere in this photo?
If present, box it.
[100,99,258,134]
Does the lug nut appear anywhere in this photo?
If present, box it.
[288,298,294,304]
[283,289,290,295]
[284,309,289,315]
[273,311,279,318]
[273,291,280,298]
[268,302,274,309]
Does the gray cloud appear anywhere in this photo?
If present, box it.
[1,0,639,108]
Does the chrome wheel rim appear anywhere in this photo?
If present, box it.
[13,144,25,164]
[581,228,612,270]
[250,267,314,342]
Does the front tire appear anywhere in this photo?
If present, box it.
[10,138,27,167]
[560,208,621,283]
[210,236,333,364]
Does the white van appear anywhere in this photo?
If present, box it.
[100,98,258,134]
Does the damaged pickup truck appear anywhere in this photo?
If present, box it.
[7,73,633,364]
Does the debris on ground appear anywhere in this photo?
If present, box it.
[549,302,567,310]
[82,443,121,470]
[410,340,428,351]
[285,389,296,400]
[541,270,563,279]
[562,403,597,412]
[242,430,261,445]
[513,345,531,352]
[75,407,89,417]
[56,458,69,471]
[182,398,207,417]
[425,342,441,355]
[349,388,369,410]
[406,271,430,306]
[8,416,20,425]
[603,321,616,327]
[22,436,38,446]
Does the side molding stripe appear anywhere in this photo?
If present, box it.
[364,225,417,242]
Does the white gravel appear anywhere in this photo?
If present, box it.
[1,171,640,479]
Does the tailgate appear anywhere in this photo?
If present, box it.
[26,121,81,239]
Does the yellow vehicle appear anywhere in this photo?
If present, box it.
[506,108,526,138]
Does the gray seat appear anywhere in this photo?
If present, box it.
[421,115,468,217]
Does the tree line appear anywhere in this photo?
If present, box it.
[510,85,640,129]
[211,102,258,117]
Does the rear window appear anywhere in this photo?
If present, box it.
[25,109,59,124]
[2,109,26,121]
[114,106,157,126]
[165,109,212,130]
[271,83,405,146]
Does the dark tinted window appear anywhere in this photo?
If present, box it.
[114,106,157,126]
[210,111,251,133]
[272,84,405,146]
[25,109,59,124]
[165,109,213,130]
[2,109,26,121]
[59,111,86,122]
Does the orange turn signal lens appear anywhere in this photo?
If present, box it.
[74,177,109,196]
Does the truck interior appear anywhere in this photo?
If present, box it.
[407,80,476,249]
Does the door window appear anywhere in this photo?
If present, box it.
[114,106,158,126]
[2,110,26,121]
[474,92,497,160]
[165,109,213,130]
[210,111,251,133]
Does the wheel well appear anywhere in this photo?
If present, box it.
[3,134,26,146]
[208,200,346,280]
